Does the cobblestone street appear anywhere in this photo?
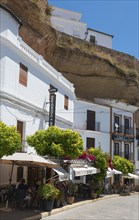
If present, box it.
[42,194,139,220]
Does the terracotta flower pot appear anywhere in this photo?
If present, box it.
[67,196,74,204]
[91,192,97,199]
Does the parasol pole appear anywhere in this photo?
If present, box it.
[9,161,14,186]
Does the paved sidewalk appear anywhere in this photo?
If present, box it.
[0,193,138,220]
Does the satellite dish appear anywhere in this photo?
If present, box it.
[115,123,119,132]
[115,123,119,128]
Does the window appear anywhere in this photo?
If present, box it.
[124,117,131,134]
[17,120,23,140]
[19,63,28,87]
[87,137,95,149]
[64,95,69,110]
[124,144,130,159]
[17,120,23,152]
[87,110,95,131]
[114,142,119,155]
[90,35,96,43]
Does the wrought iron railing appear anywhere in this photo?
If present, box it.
[113,124,134,135]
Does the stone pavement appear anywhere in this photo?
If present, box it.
[0,193,138,220]
[42,193,139,220]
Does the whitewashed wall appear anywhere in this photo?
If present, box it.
[74,99,110,132]
[1,42,75,122]
[86,29,113,49]
[0,8,20,44]
[74,99,110,153]
[0,164,27,185]
[79,130,110,153]
[51,6,81,21]
[51,6,87,39]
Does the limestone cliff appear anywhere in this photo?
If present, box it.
[1,0,139,127]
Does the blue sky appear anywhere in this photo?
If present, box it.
[48,0,139,59]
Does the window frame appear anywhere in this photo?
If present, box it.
[124,143,130,160]
[114,114,122,133]
[124,116,131,134]
[114,142,120,155]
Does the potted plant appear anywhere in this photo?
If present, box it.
[54,189,64,208]
[66,181,76,205]
[37,183,60,211]
[89,180,98,199]
[96,187,102,198]
[91,191,97,199]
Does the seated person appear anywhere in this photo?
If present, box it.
[22,187,32,208]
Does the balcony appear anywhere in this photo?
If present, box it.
[113,124,134,135]
[86,121,101,132]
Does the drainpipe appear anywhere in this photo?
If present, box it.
[109,106,113,185]
[110,107,112,158]
[133,112,135,163]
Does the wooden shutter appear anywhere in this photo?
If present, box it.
[64,95,69,110]
[19,63,28,86]
[87,110,95,130]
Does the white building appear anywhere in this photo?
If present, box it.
[0,4,75,185]
[51,6,87,40]
[85,28,113,49]
[94,98,138,172]
[74,99,110,153]
[71,98,110,184]
[51,6,113,48]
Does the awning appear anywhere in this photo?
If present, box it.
[128,173,139,179]
[53,167,70,182]
[73,166,99,177]
[0,152,59,168]
[122,175,133,179]
[108,167,122,175]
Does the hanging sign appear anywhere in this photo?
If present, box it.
[112,134,134,142]
[49,93,56,126]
